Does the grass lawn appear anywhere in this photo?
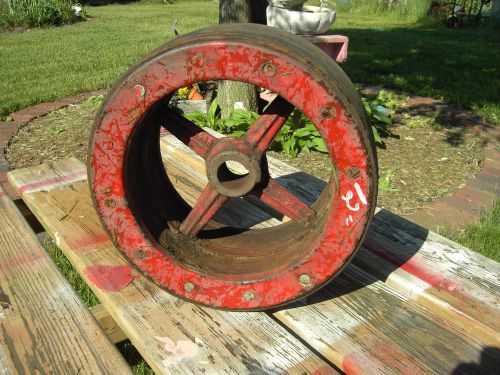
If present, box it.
[443,200,500,262]
[1,1,499,123]
[0,2,218,119]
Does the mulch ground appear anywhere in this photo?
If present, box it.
[5,91,487,217]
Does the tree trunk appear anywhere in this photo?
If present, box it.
[491,0,500,28]
[218,0,259,118]
[252,0,268,25]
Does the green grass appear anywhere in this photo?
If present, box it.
[318,0,432,20]
[1,2,499,124]
[335,13,499,125]
[443,200,500,262]
[0,2,218,119]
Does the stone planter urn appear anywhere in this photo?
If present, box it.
[266,0,336,35]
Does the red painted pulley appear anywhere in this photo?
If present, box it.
[88,24,378,310]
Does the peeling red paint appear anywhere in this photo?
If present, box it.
[68,233,111,251]
[84,265,138,292]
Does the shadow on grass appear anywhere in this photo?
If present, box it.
[396,101,497,146]
[330,22,499,124]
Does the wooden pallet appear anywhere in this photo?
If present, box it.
[0,186,131,374]
[3,133,499,374]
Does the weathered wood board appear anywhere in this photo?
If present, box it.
[159,133,500,373]
[7,135,500,374]
[161,132,500,347]
[7,159,334,375]
[0,186,132,374]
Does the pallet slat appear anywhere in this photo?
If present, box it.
[159,134,500,373]
[161,133,500,346]
[0,186,132,374]
[8,159,334,375]
[264,148,500,347]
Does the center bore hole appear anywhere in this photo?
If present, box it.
[225,160,249,176]
[215,160,254,196]
[217,160,249,183]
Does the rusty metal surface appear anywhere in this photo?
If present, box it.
[88,24,377,310]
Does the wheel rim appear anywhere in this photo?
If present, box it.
[88,24,377,310]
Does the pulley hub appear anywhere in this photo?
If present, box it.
[205,137,262,198]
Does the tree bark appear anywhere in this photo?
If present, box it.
[252,0,268,25]
[218,0,259,118]
[491,0,500,28]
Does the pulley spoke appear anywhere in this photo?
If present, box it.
[179,184,229,236]
[163,110,217,159]
[252,179,314,221]
[243,96,295,153]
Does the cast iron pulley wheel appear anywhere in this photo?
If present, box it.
[88,24,378,310]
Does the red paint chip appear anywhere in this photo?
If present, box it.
[84,265,137,292]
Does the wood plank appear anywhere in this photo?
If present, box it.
[159,134,500,373]
[8,159,336,375]
[160,133,500,346]
[0,186,131,374]
[273,267,498,374]
[90,304,128,344]
[264,150,500,347]
[357,210,500,347]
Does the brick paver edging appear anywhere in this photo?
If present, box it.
[399,97,499,231]
[0,89,498,231]
[0,91,106,195]
[361,84,499,231]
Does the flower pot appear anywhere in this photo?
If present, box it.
[266,5,336,35]
[267,0,307,10]
[188,84,203,100]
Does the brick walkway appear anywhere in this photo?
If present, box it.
[0,91,498,232]
[400,95,500,231]
[0,91,105,197]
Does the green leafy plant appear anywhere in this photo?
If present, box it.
[378,169,398,192]
[185,100,328,158]
[184,97,225,132]
[223,108,259,137]
[223,108,328,157]
[361,91,396,147]
[0,0,84,30]
[271,109,327,157]
[185,89,395,156]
